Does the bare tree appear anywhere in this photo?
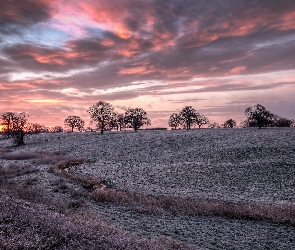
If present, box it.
[0,112,15,137]
[168,113,183,129]
[0,112,29,145]
[223,119,237,128]
[195,114,209,128]
[125,108,150,132]
[117,114,126,131]
[180,106,197,130]
[51,126,63,133]
[87,101,115,134]
[27,123,47,134]
[64,116,85,132]
[209,122,221,128]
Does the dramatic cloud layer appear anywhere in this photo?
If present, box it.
[1,0,295,127]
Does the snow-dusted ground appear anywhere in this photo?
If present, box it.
[5,128,293,205]
[1,128,295,249]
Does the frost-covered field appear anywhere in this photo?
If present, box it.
[1,128,295,249]
[8,127,294,205]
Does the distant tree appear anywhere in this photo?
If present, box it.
[273,116,293,127]
[244,104,273,129]
[27,123,47,134]
[11,112,29,145]
[209,122,221,128]
[87,101,115,134]
[116,114,125,131]
[124,107,150,132]
[0,112,15,137]
[84,127,94,132]
[180,106,197,130]
[108,113,125,131]
[195,114,209,128]
[223,119,237,128]
[64,116,85,132]
[0,112,29,145]
[168,113,183,130]
[51,126,63,133]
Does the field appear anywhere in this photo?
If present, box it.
[0,128,295,249]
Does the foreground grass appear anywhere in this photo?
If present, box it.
[0,150,191,250]
[1,128,295,249]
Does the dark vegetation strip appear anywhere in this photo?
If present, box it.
[52,158,295,226]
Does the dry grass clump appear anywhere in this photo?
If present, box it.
[33,153,86,166]
[50,158,99,189]
[0,149,83,166]
[91,189,295,226]
[1,151,41,160]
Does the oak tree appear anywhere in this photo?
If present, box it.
[125,108,150,132]
[87,101,115,134]
[64,116,85,132]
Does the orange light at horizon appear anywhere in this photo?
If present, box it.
[0,125,5,132]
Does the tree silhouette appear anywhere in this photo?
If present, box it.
[168,113,183,129]
[125,108,150,132]
[270,116,293,127]
[116,114,125,131]
[223,119,237,128]
[244,104,273,129]
[87,101,115,134]
[195,114,209,128]
[51,126,63,133]
[180,106,197,130]
[27,123,47,134]
[64,116,85,132]
[0,112,29,145]
[209,122,221,128]
[0,112,14,137]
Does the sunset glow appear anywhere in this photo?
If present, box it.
[1,0,295,128]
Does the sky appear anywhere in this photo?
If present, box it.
[0,0,295,128]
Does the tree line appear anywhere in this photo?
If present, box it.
[65,101,151,134]
[168,104,294,130]
[0,101,150,145]
[1,102,294,145]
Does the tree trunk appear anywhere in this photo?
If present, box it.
[101,121,104,134]
[187,121,190,130]
[15,130,24,146]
